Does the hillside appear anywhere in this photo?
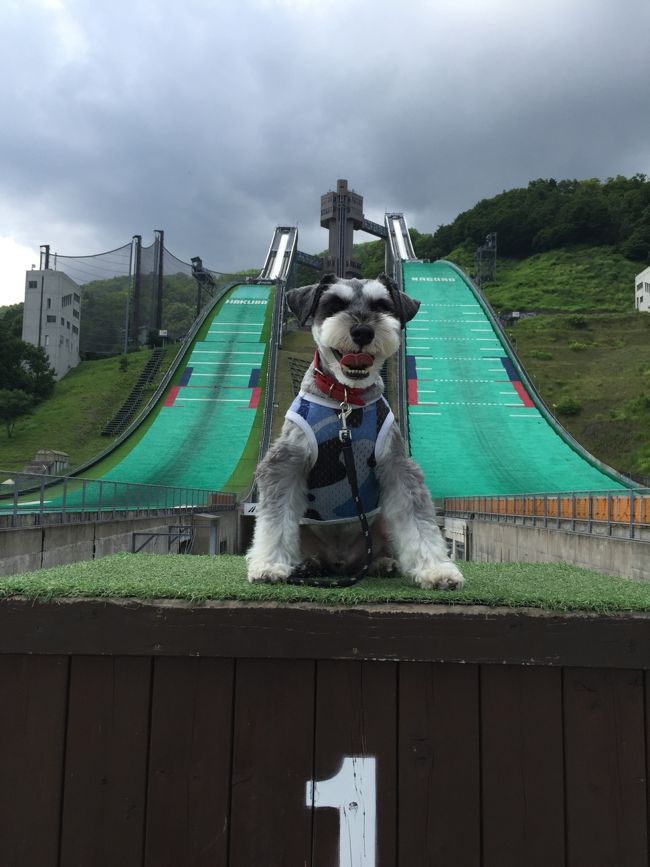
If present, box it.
[0,346,176,472]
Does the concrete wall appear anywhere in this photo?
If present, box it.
[635,264,650,313]
[0,512,238,577]
[469,519,650,580]
[191,510,240,555]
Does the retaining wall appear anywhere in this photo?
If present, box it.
[0,509,240,576]
[468,519,649,579]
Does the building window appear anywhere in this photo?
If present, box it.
[72,308,80,319]
[59,335,64,346]
[46,314,56,323]
[66,321,70,330]
[61,317,65,326]
[72,325,79,335]
[28,280,38,289]
[47,297,52,309]
[44,334,50,346]
[62,293,72,307]
[74,293,80,303]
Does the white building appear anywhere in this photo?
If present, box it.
[635,266,650,312]
[22,270,81,380]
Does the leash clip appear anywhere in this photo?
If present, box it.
[338,400,352,443]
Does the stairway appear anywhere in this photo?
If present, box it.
[101,348,165,437]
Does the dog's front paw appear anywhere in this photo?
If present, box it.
[367,556,399,577]
[246,561,294,584]
[413,562,465,591]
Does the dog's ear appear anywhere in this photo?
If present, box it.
[285,274,338,326]
[377,273,420,327]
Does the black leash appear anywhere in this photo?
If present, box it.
[286,400,373,588]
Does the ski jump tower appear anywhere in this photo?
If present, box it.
[320,179,365,278]
[319,178,411,280]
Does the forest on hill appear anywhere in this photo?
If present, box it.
[352,174,650,281]
[423,174,650,262]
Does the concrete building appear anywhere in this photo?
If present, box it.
[320,179,364,278]
[22,269,81,380]
[635,265,650,312]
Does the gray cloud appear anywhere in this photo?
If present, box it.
[1,0,649,303]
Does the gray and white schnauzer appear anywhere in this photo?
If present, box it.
[246,272,464,590]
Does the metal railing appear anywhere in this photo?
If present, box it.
[445,488,650,541]
[0,470,236,528]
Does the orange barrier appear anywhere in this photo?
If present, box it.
[446,492,650,527]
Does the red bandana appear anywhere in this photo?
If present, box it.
[311,352,368,406]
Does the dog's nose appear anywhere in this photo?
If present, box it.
[350,323,374,347]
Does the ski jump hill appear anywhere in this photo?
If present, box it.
[4,222,635,518]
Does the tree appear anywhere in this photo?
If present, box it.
[0,337,56,400]
[0,303,24,338]
[0,389,34,438]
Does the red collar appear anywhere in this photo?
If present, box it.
[311,352,368,406]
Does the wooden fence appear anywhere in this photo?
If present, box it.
[1,599,650,866]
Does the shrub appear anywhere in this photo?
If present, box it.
[567,315,588,329]
[568,341,589,351]
[556,397,582,416]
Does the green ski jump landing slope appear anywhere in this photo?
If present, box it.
[98,281,273,493]
[5,282,274,514]
[403,260,632,497]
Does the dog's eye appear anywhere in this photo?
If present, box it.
[322,295,347,315]
[371,299,393,314]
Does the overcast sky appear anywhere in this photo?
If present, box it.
[1,0,649,305]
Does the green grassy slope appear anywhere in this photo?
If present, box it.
[508,313,650,475]
[0,346,176,471]
[446,244,642,312]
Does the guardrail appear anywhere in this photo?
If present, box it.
[258,280,284,461]
[0,470,236,527]
[445,488,650,540]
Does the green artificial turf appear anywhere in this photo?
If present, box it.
[1,553,649,614]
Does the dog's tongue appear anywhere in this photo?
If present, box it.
[340,352,374,369]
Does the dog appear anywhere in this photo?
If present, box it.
[246,272,464,590]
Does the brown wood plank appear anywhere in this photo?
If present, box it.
[564,667,648,867]
[144,657,235,867]
[59,656,152,867]
[397,662,480,867]
[311,660,397,867]
[4,598,650,669]
[481,665,565,867]
[228,658,315,867]
[0,655,68,867]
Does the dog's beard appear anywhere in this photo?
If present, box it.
[313,312,401,387]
